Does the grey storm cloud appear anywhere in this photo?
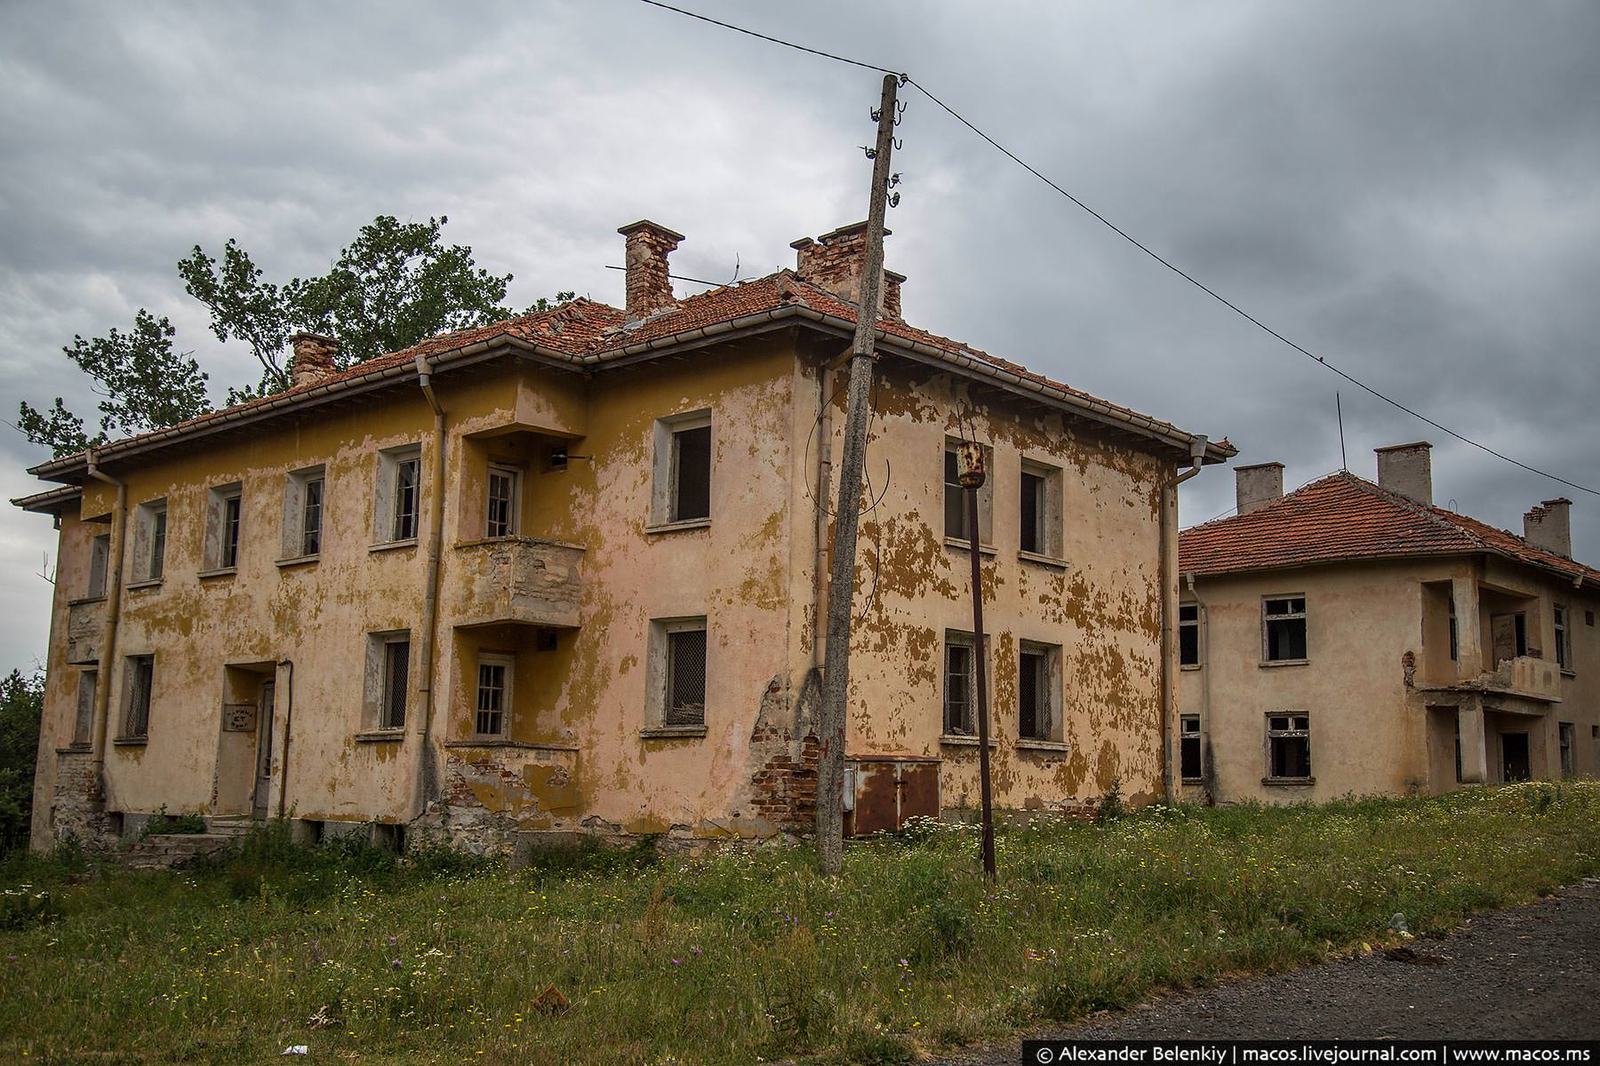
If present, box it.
[1,0,1597,672]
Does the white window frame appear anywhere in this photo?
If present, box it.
[1265,712,1312,781]
[1018,458,1063,560]
[364,631,411,731]
[644,616,709,733]
[203,482,244,573]
[130,499,167,584]
[474,652,513,738]
[1179,714,1203,782]
[1016,639,1062,743]
[943,438,994,546]
[1262,595,1308,663]
[485,464,522,539]
[282,465,326,561]
[650,411,713,528]
[373,445,423,546]
[121,654,154,740]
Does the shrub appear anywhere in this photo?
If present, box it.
[142,806,208,837]
[1095,776,1127,824]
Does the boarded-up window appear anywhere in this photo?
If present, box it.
[943,633,975,735]
[475,656,511,737]
[665,626,707,726]
[73,669,97,747]
[1179,603,1200,666]
[1180,714,1202,781]
[1263,597,1307,662]
[123,655,154,739]
[671,425,711,523]
[1267,713,1310,779]
[87,534,110,598]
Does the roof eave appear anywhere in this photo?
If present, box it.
[10,484,82,515]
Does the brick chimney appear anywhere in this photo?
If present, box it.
[791,222,897,315]
[1524,498,1573,557]
[1235,462,1284,516]
[1375,441,1433,505]
[289,332,340,388]
[617,220,684,321]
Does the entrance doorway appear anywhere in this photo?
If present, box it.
[1501,731,1531,782]
[252,680,276,819]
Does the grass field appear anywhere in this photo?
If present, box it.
[3,782,1598,1064]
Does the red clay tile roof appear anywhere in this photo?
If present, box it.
[25,270,1230,481]
[1180,471,1600,588]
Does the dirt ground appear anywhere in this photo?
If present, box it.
[938,878,1600,1061]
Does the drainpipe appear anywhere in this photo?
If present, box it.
[85,450,127,807]
[1159,436,1207,804]
[276,659,295,819]
[413,354,447,821]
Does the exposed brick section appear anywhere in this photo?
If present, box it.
[617,220,684,320]
[748,727,819,832]
[289,332,340,387]
[790,221,894,312]
[882,269,905,322]
[50,748,117,848]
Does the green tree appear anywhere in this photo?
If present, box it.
[21,214,566,453]
[0,670,43,855]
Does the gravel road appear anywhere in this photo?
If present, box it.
[936,878,1600,1062]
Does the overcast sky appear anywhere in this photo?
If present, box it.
[2,1,1597,674]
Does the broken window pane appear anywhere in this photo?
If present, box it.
[123,655,154,738]
[486,467,517,538]
[1266,712,1310,779]
[665,626,707,726]
[671,425,711,522]
[1263,596,1307,661]
[1180,714,1202,780]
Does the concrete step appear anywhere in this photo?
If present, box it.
[204,817,261,838]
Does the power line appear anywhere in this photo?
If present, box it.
[630,0,1600,499]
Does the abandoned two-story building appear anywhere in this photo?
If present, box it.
[1177,442,1600,803]
[14,219,1231,853]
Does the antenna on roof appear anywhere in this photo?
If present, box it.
[1336,392,1348,472]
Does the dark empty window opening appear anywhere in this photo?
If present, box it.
[123,655,154,739]
[1020,471,1044,554]
[1264,597,1307,662]
[1555,605,1571,671]
[1267,714,1311,779]
[671,425,712,523]
[1179,603,1200,666]
[475,659,508,738]
[1448,597,1458,661]
[221,492,243,569]
[1180,715,1202,781]
[1558,721,1574,777]
[393,458,420,541]
[301,477,323,557]
[1018,646,1050,741]
[486,467,518,538]
[381,639,410,730]
[665,626,708,726]
[944,636,975,735]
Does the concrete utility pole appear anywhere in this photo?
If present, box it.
[958,440,997,880]
[815,73,901,876]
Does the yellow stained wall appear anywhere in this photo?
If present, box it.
[29,331,1180,846]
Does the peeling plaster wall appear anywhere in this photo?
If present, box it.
[1179,556,1600,804]
[29,330,1182,850]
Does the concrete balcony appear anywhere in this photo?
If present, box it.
[1479,655,1563,703]
[450,537,584,630]
[66,597,105,665]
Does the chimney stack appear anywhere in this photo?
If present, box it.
[1524,498,1573,557]
[1375,441,1433,505]
[1235,462,1285,516]
[617,220,684,321]
[791,222,897,315]
[289,332,340,388]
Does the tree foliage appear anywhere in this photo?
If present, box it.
[0,670,43,856]
[21,215,561,455]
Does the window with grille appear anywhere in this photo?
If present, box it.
[665,625,708,726]
[1018,642,1058,741]
[1179,603,1200,666]
[486,466,520,538]
[475,655,511,738]
[1263,596,1308,662]
[943,633,975,735]
[1180,714,1202,781]
[122,655,154,739]
[1555,605,1571,671]
[364,633,411,731]
[1266,713,1310,779]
